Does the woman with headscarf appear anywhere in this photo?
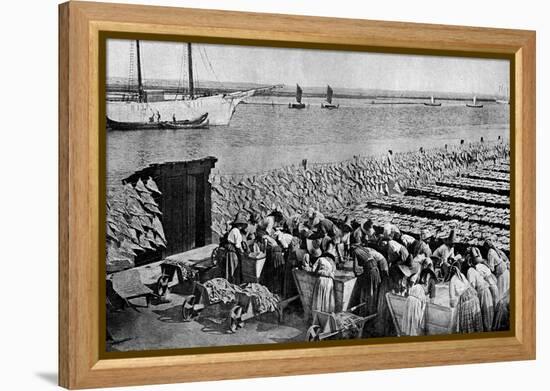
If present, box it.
[273,228,300,298]
[311,240,337,313]
[222,214,249,284]
[411,229,433,259]
[257,229,285,296]
[419,266,438,303]
[402,268,427,336]
[484,239,509,272]
[448,261,483,333]
[302,246,322,271]
[374,251,392,336]
[494,256,510,303]
[351,244,382,316]
[352,219,376,246]
[471,247,500,307]
[383,238,410,266]
[432,230,456,279]
[465,255,494,332]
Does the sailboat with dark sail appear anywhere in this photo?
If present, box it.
[321,85,339,109]
[107,41,278,130]
[288,84,306,109]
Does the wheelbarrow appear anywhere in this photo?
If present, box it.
[305,303,376,341]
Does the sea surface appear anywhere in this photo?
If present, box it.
[106,96,509,191]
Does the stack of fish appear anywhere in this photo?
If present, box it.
[436,177,510,195]
[483,163,510,173]
[331,204,510,252]
[407,184,510,208]
[202,278,238,304]
[333,311,363,339]
[368,195,510,229]
[463,170,509,183]
[106,177,166,273]
[236,283,279,314]
[210,142,509,238]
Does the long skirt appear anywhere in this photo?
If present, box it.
[358,268,381,316]
[402,296,425,336]
[283,247,299,298]
[493,296,510,331]
[312,276,335,313]
[456,287,483,333]
[262,246,285,295]
[224,250,241,285]
[374,276,393,337]
[488,283,500,311]
[478,287,494,332]
[497,270,510,302]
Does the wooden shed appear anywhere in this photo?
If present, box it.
[123,156,217,264]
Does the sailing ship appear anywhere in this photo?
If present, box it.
[321,85,339,109]
[466,95,483,108]
[424,95,441,107]
[288,84,306,109]
[107,41,278,130]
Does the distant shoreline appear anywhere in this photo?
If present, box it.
[106,78,507,102]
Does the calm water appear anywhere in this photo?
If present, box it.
[106,97,509,190]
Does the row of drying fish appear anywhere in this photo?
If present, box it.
[462,169,510,183]
[436,177,510,195]
[406,184,510,208]
[332,203,510,252]
[483,163,510,173]
[106,177,166,271]
[210,142,510,237]
[368,194,510,229]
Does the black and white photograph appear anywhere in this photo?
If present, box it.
[105,39,511,352]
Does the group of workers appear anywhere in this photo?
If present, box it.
[218,206,510,337]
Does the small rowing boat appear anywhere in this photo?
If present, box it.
[160,114,209,130]
[107,113,209,131]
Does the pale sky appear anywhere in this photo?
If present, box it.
[107,39,509,95]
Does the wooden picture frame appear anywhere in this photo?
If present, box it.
[59,1,536,389]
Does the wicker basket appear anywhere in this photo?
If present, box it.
[241,252,266,283]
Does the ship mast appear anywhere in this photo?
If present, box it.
[187,43,194,99]
[136,40,145,103]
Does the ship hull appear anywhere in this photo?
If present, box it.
[107,113,209,131]
[288,102,306,109]
[107,92,254,126]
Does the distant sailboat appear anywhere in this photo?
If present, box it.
[466,95,483,108]
[321,85,339,109]
[288,84,306,109]
[424,95,441,107]
[107,41,279,129]
[496,84,509,105]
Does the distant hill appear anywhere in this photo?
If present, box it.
[106,77,501,101]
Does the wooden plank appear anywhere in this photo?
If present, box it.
[186,173,197,250]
